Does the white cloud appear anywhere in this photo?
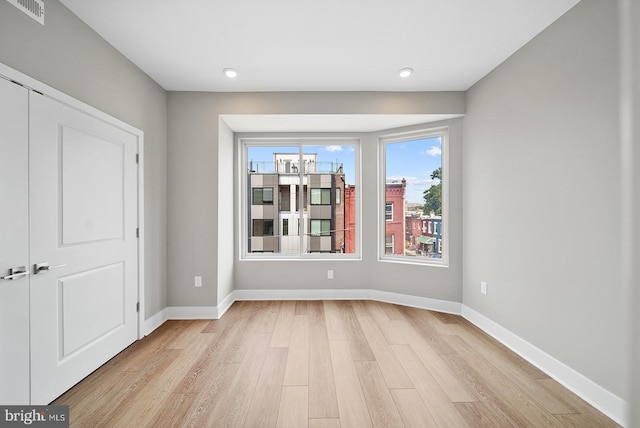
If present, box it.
[421,146,442,156]
[325,145,343,152]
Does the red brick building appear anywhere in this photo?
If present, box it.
[343,180,408,255]
[384,180,406,255]
[344,185,356,254]
[334,174,346,253]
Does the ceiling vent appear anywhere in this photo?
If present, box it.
[6,0,44,25]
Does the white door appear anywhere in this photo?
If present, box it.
[0,78,30,404]
[29,92,139,404]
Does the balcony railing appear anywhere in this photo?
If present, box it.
[249,160,343,174]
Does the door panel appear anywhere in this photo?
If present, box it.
[29,92,138,404]
[0,78,30,404]
[59,262,125,358]
[60,125,125,245]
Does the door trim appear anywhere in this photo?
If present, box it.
[0,61,145,340]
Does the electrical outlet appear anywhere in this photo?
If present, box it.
[480,281,487,295]
[195,276,202,288]
[327,270,334,280]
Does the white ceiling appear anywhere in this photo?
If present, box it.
[59,0,580,93]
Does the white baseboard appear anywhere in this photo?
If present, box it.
[232,288,461,316]
[233,288,370,301]
[142,290,627,426]
[143,307,168,336]
[461,305,629,427]
[143,295,237,336]
[371,289,462,314]
[217,292,236,318]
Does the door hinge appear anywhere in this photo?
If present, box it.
[136,302,140,313]
[136,154,139,164]
[136,228,139,238]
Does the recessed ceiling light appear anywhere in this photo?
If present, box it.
[398,67,413,78]
[223,68,238,78]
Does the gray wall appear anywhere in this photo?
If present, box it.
[218,120,235,304]
[463,0,628,400]
[634,6,640,425]
[622,0,640,423]
[167,92,465,307]
[0,0,168,318]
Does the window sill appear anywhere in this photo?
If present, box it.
[379,256,449,268]
[240,254,362,262]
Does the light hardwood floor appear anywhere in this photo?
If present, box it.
[53,300,620,427]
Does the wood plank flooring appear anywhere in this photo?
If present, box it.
[53,300,620,427]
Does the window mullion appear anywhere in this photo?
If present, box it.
[298,144,304,255]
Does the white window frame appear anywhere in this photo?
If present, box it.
[239,136,361,260]
[378,127,449,266]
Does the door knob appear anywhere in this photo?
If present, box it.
[1,266,30,280]
[34,262,66,274]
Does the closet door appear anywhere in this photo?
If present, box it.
[29,92,139,404]
[0,78,30,404]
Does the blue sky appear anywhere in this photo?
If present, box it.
[385,137,442,203]
[247,137,441,204]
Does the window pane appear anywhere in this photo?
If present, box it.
[252,219,274,236]
[321,219,331,236]
[310,219,331,236]
[310,188,322,205]
[303,144,356,254]
[384,135,443,260]
[248,145,297,254]
[295,185,307,211]
[252,219,263,236]
[321,189,331,205]
[252,188,263,205]
[385,234,394,254]
[385,202,393,221]
[310,219,321,236]
[246,142,357,256]
[264,220,274,236]
[263,188,273,204]
[310,188,331,205]
[252,188,274,205]
[279,185,290,211]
